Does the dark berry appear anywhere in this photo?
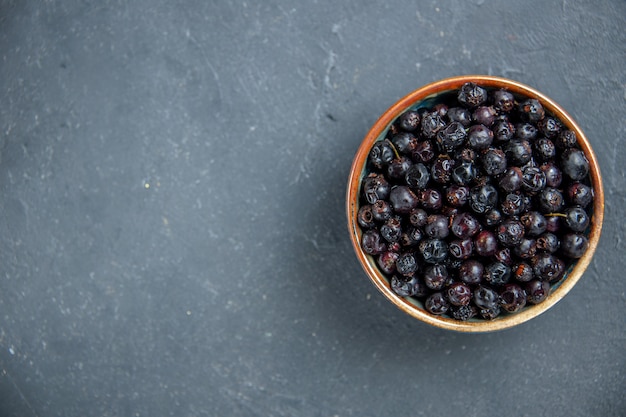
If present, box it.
[537,117,561,138]
[390,275,416,297]
[505,139,533,165]
[458,259,484,284]
[467,124,494,150]
[436,121,467,152]
[411,140,436,163]
[420,188,443,211]
[536,232,560,253]
[501,192,526,216]
[493,120,515,142]
[391,132,418,154]
[449,238,473,260]
[419,239,448,264]
[451,304,478,321]
[555,130,577,149]
[564,206,590,232]
[514,123,538,141]
[480,305,502,320]
[493,246,513,266]
[474,285,500,310]
[357,205,376,229]
[458,82,488,108]
[451,161,478,185]
[518,98,545,123]
[534,138,556,161]
[560,233,589,259]
[498,167,523,193]
[482,148,508,176]
[469,184,499,214]
[537,188,564,213]
[446,184,470,207]
[425,214,450,239]
[561,148,589,181]
[455,147,477,163]
[361,229,387,255]
[532,253,565,281]
[512,262,534,282]
[499,284,527,313]
[400,227,423,247]
[397,110,421,132]
[496,218,525,247]
[567,182,593,207]
[433,103,448,118]
[377,251,400,275]
[447,107,472,127]
[483,209,503,227]
[387,156,413,180]
[372,199,392,222]
[484,261,511,286]
[492,89,515,112]
[409,208,428,227]
[521,166,546,193]
[405,163,430,189]
[520,211,547,236]
[474,230,497,256]
[447,282,472,306]
[396,252,419,276]
[389,186,419,214]
[473,106,497,126]
[362,173,390,204]
[380,217,402,243]
[451,212,481,239]
[526,280,550,304]
[423,264,448,290]
[540,162,563,188]
[514,237,537,259]
[544,214,562,233]
[369,140,395,169]
[425,292,450,315]
[431,156,455,184]
[421,111,446,138]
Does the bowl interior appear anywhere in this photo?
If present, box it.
[347,75,604,332]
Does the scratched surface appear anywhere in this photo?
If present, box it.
[0,1,624,416]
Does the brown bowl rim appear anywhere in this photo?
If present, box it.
[346,74,605,332]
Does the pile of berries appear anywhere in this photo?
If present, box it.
[358,82,594,321]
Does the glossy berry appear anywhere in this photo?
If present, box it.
[377,251,399,275]
[411,140,436,163]
[514,123,538,141]
[544,214,562,233]
[534,138,556,161]
[451,305,478,321]
[536,232,560,253]
[540,162,563,188]
[484,261,511,286]
[436,121,467,152]
[420,188,443,211]
[467,124,494,150]
[390,275,417,297]
[369,140,395,169]
[521,166,547,193]
[505,139,533,165]
[567,182,593,207]
[561,148,590,181]
[474,285,500,310]
[483,209,503,227]
[493,246,513,266]
[564,206,590,232]
[362,173,390,204]
[458,259,484,284]
[380,217,402,243]
[389,186,419,214]
[425,214,450,239]
[537,188,564,213]
[473,106,497,126]
[357,205,376,229]
[449,238,473,260]
[500,284,527,313]
[423,264,448,290]
[451,212,481,239]
[514,237,537,259]
[520,211,547,236]
[474,230,497,256]
[458,82,488,108]
[421,111,446,138]
[501,192,526,216]
[526,279,550,304]
[532,253,565,281]
[469,184,498,214]
[451,161,478,185]
[446,282,472,306]
[409,208,428,227]
[396,252,418,276]
[391,132,418,154]
[446,184,470,207]
[498,167,523,193]
[425,292,450,315]
[387,156,412,180]
[518,98,545,123]
[512,262,534,282]
[493,120,515,142]
[560,233,589,259]
[555,130,577,149]
[431,156,455,184]
[537,117,560,138]
[400,227,423,247]
[405,163,430,189]
[482,148,507,176]
[447,107,472,127]
[372,200,392,222]
[492,89,515,112]
[419,239,448,264]
[397,110,421,132]
[496,218,525,247]
[361,230,387,255]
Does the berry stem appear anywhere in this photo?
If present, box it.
[544,213,566,218]
[385,139,401,160]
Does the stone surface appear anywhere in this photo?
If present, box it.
[0,1,624,416]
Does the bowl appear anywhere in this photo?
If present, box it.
[346,75,604,332]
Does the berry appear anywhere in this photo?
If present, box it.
[560,233,589,259]
[515,123,538,141]
[423,264,449,290]
[420,188,443,211]
[451,305,478,321]
[411,140,436,163]
[537,117,561,138]
[390,275,416,297]
[391,132,418,154]
[396,252,419,276]
[474,285,500,310]
[514,237,537,259]
[447,107,472,127]
[451,212,481,239]
[369,140,395,169]
[512,262,534,282]
[496,218,525,247]
[505,139,533,165]
[400,227,423,247]
[397,110,421,132]
[492,89,515,112]
[409,208,428,227]
[520,211,547,236]
[357,205,376,229]
[458,82,488,108]
[534,138,556,161]
[474,230,497,256]
[446,184,470,207]
[431,156,455,184]
[449,238,473,260]
[425,292,450,315]
[483,209,503,227]
[467,124,494,150]
[498,167,523,193]
[561,148,590,181]
[518,98,545,123]
[421,111,446,138]
[380,217,402,243]
[526,280,550,304]
[484,261,511,286]
[361,230,387,255]
[469,184,499,214]
[436,121,467,152]
[372,199,392,222]
[387,156,413,180]
[377,251,400,275]
[493,120,515,142]
[537,188,564,213]
[405,163,430,189]
[362,173,390,204]
[536,232,560,253]
[532,253,565,282]
[564,206,590,232]
[446,282,472,306]
[521,166,547,193]
[472,106,497,126]
[419,239,448,264]
[458,259,484,284]
[501,192,526,216]
[451,161,478,185]
[567,182,593,207]
[425,214,450,239]
[389,186,419,214]
[540,162,563,188]
[500,284,527,313]
[555,130,577,149]
[482,148,508,176]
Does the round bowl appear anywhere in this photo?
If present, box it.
[346,75,604,332]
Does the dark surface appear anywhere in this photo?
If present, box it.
[0,1,624,416]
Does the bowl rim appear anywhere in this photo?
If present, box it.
[346,74,605,332]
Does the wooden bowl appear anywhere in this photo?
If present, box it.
[346,75,604,332]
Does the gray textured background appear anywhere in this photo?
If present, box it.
[0,1,625,416]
